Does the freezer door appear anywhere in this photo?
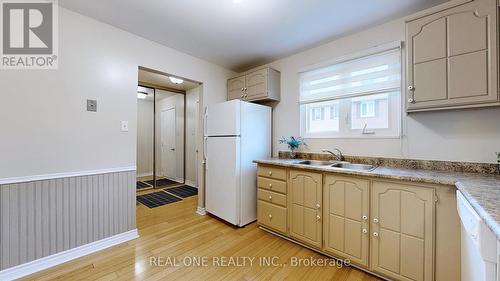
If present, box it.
[205,136,240,225]
[205,100,241,136]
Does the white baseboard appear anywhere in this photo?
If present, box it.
[196,206,206,216]
[0,229,139,281]
[185,180,197,188]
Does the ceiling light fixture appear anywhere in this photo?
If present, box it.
[169,77,184,84]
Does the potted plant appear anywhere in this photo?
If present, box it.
[279,136,306,159]
[497,152,500,173]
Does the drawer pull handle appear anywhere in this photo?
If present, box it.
[316,215,321,221]
[268,196,272,201]
[362,229,368,234]
[269,184,272,188]
[268,171,272,176]
[316,204,320,209]
[373,232,379,237]
[268,214,273,219]
[362,215,368,220]
[373,218,379,224]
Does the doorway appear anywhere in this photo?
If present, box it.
[135,67,202,209]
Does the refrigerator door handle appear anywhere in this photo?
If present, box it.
[203,137,208,161]
[203,106,208,137]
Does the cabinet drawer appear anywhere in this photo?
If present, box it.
[258,188,286,207]
[258,200,287,233]
[257,165,286,181]
[257,177,287,194]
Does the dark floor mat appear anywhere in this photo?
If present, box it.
[164,185,198,198]
[136,181,151,190]
[136,191,182,208]
[144,178,179,187]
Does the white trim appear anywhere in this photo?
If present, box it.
[196,206,206,216]
[136,172,153,178]
[185,180,197,188]
[0,229,139,281]
[0,166,136,185]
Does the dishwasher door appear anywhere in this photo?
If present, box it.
[457,191,497,281]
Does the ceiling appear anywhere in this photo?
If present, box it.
[138,68,200,92]
[60,0,446,72]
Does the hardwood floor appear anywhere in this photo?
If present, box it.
[21,196,382,281]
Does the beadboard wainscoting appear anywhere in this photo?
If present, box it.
[0,169,137,278]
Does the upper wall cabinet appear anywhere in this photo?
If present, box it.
[227,68,281,102]
[405,0,499,112]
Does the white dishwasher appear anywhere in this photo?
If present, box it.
[457,191,497,281]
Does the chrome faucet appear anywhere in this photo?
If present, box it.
[322,148,343,161]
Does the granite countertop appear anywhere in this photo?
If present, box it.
[254,158,500,239]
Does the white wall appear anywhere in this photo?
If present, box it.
[0,7,234,179]
[250,18,500,163]
[136,99,154,177]
[156,91,185,182]
[185,87,200,187]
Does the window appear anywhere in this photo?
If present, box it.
[359,100,375,118]
[300,46,401,138]
[312,107,324,121]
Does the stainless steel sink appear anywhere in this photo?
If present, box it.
[330,162,376,171]
[294,160,335,166]
[293,159,376,172]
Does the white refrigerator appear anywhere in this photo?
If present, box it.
[204,100,271,227]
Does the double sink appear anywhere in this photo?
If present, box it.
[293,160,377,172]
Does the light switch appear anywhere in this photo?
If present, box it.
[121,121,129,132]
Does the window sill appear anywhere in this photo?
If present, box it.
[301,135,401,140]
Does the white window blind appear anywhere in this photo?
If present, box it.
[299,49,401,104]
[299,46,402,138]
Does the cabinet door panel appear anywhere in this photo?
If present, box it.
[323,175,369,267]
[448,11,487,56]
[413,17,447,63]
[289,170,322,248]
[246,69,268,100]
[378,229,400,273]
[378,188,401,232]
[227,76,245,100]
[401,190,425,238]
[371,181,434,281]
[401,235,425,281]
[448,50,488,99]
[412,59,448,104]
[344,219,363,259]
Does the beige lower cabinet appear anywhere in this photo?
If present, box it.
[256,164,458,281]
[288,170,322,248]
[323,175,370,267]
[257,165,288,235]
[371,181,435,281]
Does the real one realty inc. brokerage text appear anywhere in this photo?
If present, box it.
[149,256,351,268]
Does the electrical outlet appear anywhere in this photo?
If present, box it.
[121,121,129,132]
[87,99,97,112]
